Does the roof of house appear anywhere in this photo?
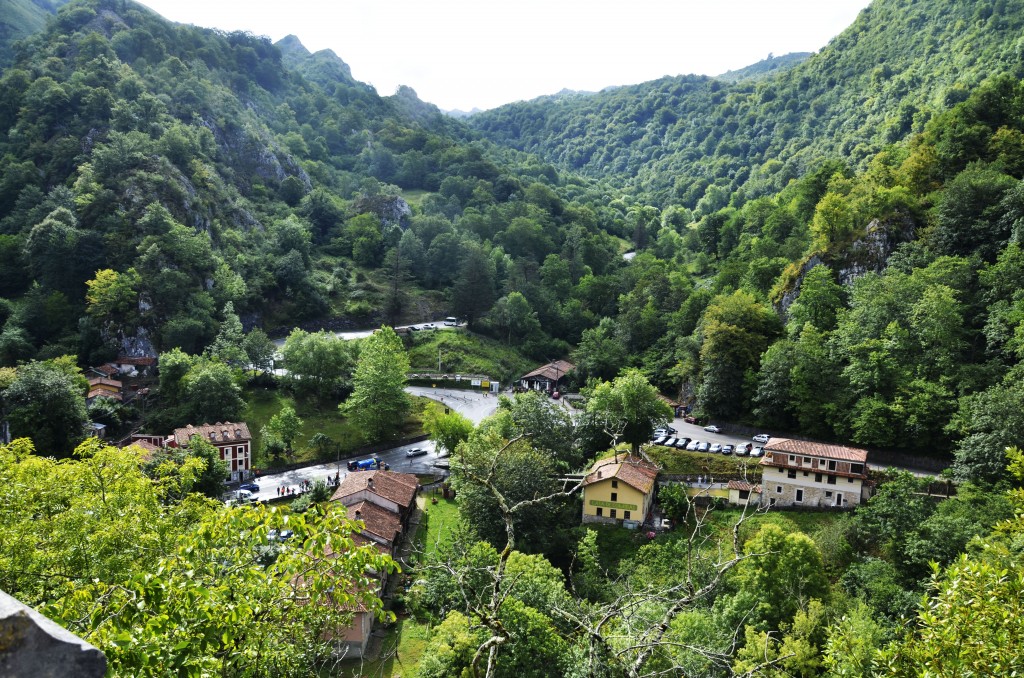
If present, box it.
[172,422,251,446]
[727,480,762,492]
[126,439,162,462]
[346,500,402,545]
[91,364,120,378]
[88,376,122,388]
[582,455,659,494]
[521,360,575,382]
[331,470,418,508]
[763,438,869,463]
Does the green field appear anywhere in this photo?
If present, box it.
[646,445,764,478]
[405,329,536,386]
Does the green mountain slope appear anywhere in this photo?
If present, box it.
[0,0,620,366]
[469,0,1024,209]
[0,0,67,65]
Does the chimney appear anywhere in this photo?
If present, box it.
[367,478,374,490]
[354,510,361,520]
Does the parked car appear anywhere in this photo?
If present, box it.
[239,482,259,493]
[406,447,428,458]
[444,317,458,326]
[736,443,752,456]
[651,434,668,445]
[753,433,770,443]
[686,439,700,451]
[423,323,436,329]
[704,424,721,434]
[674,437,690,449]
[697,441,711,452]
[652,426,677,437]
[410,325,421,331]
[722,444,734,455]
[751,446,765,457]
[663,437,677,448]
[709,443,722,454]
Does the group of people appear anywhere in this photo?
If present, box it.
[276,477,338,497]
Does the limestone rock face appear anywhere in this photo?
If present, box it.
[0,589,106,678]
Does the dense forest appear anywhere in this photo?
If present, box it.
[2,0,1024,674]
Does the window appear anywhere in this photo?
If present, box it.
[828,460,837,471]
[611,492,618,502]
[610,509,617,519]
[776,485,783,494]
[624,511,631,520]
[611,480,618,488]
[787,469,797,479]
[804,457,811,465]
[739,490,750,500]
[596,507,603,517]
[850,463,864,475]
[789,455,796,462]
[803,471,809,477]
[815,473,822,482]
[827,475,837,485]
[848,477,855,483]
[795,489,804,503]
[825,491,833,498]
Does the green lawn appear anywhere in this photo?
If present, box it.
[417,494,460,559]
[405,330,536,387]
[243,388,442,468]
[646,446,764,478]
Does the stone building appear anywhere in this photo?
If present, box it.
[759,438,869,508]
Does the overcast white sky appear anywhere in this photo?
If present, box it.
[139,0,872,112]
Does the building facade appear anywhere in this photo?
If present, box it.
[581,455,659,526]
[759,438,869,508]
[171,422,252,482]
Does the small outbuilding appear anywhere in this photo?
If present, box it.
[519,359,574,393]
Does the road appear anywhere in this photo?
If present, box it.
[405,386,499,424]
[271,319,464,347]
[237,439,444,503]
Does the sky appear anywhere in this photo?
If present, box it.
[139,0,873,112]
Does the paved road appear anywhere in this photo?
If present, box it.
[271,319,464,347]
[405,386,500,424]
[235,439,444,503]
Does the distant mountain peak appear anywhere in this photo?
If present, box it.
[275,34,309,56]
[714,52,813,83]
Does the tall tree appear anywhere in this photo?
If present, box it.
[280,329,353,403]
[452,244,496,328]
[342,326,410,442]
[2,360,87,457]
[584,369,672,455]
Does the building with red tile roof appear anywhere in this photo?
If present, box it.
[760,438,870,508]
[581,454,659,525]
[171,422,252,482]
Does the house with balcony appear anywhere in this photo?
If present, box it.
[759,438,870,508]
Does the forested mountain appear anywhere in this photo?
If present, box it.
[714,52,811,83]
[3,0,1024,478]
[469,0,1024,208]
[0,0,66,65]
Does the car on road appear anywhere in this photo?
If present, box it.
[422,323,436,329]
[686,439,700,451]
[751,446,765,458]
[709,443,722,453]
[704,424,721,434]
[722,444,734,455]
[444,317,458,326]
[410,325,421,331]
[239,482,260,493]
[406,448,428,458]
[697,441,711,452]
[753,433,770,443]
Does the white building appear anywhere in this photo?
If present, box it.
[759,438,870,508]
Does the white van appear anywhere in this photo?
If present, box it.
[444,317,458,326]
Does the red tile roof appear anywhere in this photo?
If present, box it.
[172,422,251,446]
[88,377,122,389]
[583,455,659,494]
[116,356,157,366]
[347,501,401,546]
[727,480,761,492]
[331,470,418,508]
[763,438,868,463]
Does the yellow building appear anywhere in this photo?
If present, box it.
[581,455,659,526]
